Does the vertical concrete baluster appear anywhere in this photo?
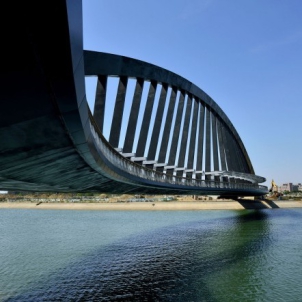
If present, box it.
[123,77,144,153]
[216,117,228,182]
[196,102,205,180]
[205,106,211,180]
[136,80,157,157]
[157,87,177,172]
[221,122,232,172]
[211,112,219,181]
[186,98,199,179]
[147,83,168,161]
[109,76,128,148]
[176,94,193,177]
[93,75,107,134]
[167,90,185,175]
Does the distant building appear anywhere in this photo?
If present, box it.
[279,183,293,192]
[292,184,299,192]
[279,183,302,192]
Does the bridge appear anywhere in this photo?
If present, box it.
[0,0,267,197]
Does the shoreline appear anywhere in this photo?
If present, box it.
[1,200,302,211]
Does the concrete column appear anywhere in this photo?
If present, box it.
[196,102,205,180]
[176,94,193,171]
[167,91,185,166]
[147,83,168,161]
[224,129,238,172]
[217,117,226,171]
[123,77,144,153]
[157,87,177,170]
[221,122,232,171]
[93,75,107,134]
[205,106,211,180]
[109,76,128,148]
[136,80,157,157]
[216,117,228,182]
[186,98,199,177]
[211,112,220,181]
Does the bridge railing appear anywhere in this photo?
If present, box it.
[88,110,267,194]
[84,51,256,177]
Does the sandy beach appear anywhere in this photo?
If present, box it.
[1,200,302,211]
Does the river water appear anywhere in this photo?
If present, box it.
[1,208,302,301]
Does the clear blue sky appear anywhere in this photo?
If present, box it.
[83,0,302,188]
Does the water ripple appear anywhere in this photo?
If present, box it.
[1,209,302,301]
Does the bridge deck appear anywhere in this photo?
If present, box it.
[0,1,267,196]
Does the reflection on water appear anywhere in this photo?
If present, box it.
[1,209,302,301]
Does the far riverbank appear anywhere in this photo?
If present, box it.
[1,200,302,211]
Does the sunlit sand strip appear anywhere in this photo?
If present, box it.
[0,200,302,211]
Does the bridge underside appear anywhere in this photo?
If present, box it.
[0,1,267,197]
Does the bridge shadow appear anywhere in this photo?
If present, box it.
[237,199,279,209]
[6,211,271,302]
[262,199,280,209]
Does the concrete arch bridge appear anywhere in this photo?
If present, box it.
[0,0,267,197]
